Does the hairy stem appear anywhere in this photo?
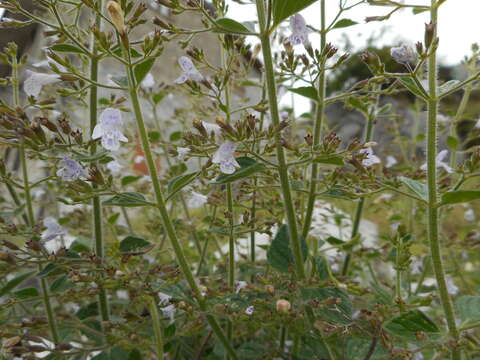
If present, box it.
[149,297,164,360]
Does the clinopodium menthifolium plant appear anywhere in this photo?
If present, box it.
[1,0,480,359]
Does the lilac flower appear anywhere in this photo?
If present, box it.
[474,119,480,129]
[359,147,381,166]
[174,56,203,84]
[410,258,423,275]
[202,121,221,137]
[56,156,87,181]
[245,306,254,316]
[161,304,175,322]
[288,14,309,46]
[420,150,453,173]
[386,155,398,168]
[445,276,459,295]
[235,281,247,294]
[464,208,475,222]
[188,191,208,208]
[24,70,61,98]
[212,141,240,174]
[92,108,128,151]
[41,217,67,241]
[158,292,172,306]
[390,44,417,65]
[177,147,191,160]
[141,72,155,89]
[106,160,123,175]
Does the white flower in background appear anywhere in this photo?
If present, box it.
[437,113,450,124]
[92,108,128,151]
[116,290,129,300]
[390,44,417,65]
[386,155,398,168]
[24,70,61,98]
[474,119,480,129]
[188,191,208,208]
[245,306,254,316]
[42,217,67,241]
[359,147,381,166]
[202,121,221,137]
[177,147,190,160]
[161,304,175,322]
[445,276,459,295]
[174,56,203,84]
[408,344,424,360]
[410,258,423,275]
[56,156,87,181]
[141,72,155,89]
[134,155,144,164]
[420,150,453,173]
[390,222,401,232]
[288,14,310,46]
[106,160,123,175]
[464,208,475,222]
[235,281,247,294]
[158,292,172,306]
[212,141,240,174]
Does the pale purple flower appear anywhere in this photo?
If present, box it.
[474,119,480,129]
[245,305,254,316]
[106,160,123,175]
[420,150,453,173]
[235,281,247,294]
[174,56,203,84]
[390,44,417,65]
[386,155,398,168]
[445,276,459,295]
[158,292,172,306]
[288,14,309,46]
[41,217,67,241]
[408,344,424,360]
[161,304,175,322]
[359,147,381,166]
[410,258,423,275]
[464,208,475,222]
[141,72,155,89]
[212,141,240,174]
[56,156,87,181]
[24,70,61,97]
[177,147,191,160]
[202,121,221,137]
[188,191,208,208]
[92,108,128,151]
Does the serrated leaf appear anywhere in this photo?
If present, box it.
[272,0,317,27]
[214,18,252,34]
[456,296,480,325]
[267,224,308,272]
[288,86,318,100]
[399,78,428,100]
[167,172,200,200]
[134,58,155,85]
[332,18,358,29]
[103,192,150,207]
[441,190,480,205]
[383,310,441,343]
[398,176,428,201]
[301,287,352,324]
[119,236,152,253]
[50,43,86,54]
[214,157,265,184]
[0,271,36,297]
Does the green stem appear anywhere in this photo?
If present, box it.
[119,36,238,360]
[449,84,472,168]
[426,3,461,359]
[149,297,164,360]
[302,0,326,240]
[255,0,305,280]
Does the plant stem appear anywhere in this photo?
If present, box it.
[449,84,472,168]
[149,296,164,360]
[89,1,110,323]
[119,37,238,360]
[426,2,461,359]
[302,0,326,240]
[255,0,305,280]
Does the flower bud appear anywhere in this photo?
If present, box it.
[107,1,126,35]
[276,299,291,313]
[192,119,207,137]
[424,21,435,49]
[2,240,19,250]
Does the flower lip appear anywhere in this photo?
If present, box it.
[175,56,203,84]
[212,141,241,174]
[92,108,128,151]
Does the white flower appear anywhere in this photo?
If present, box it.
[177,147,190,160]
[446,276,459,295]
[92,108,128,151]
[188,191,208,208]
[288,14,309,46]
[212,141,240,174]
[390,44,417,65]
[464,208,475,222]
[56,156,87,181]
[174,56,203,84]
[359,147,381,166]
[245,305,254,316]
[42,217,67,241]
[158,292,172,306]
[24,70,61,98]
[106,160,123,175]
[474,119,480,129]
[420,150,453,173]
[141,72,155,89]
[161,304,175,322]
[235,281,247,294]
[202,121,221,137]
[386,155,398,168]
[408,344,424,360]
[134,155,144,164]
[437,114,450,124]
[410,258,423,275]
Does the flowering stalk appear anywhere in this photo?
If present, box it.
[89,0,110,324]
[426,2,461,359]
[301,0,326,240]
[114,11,238,358]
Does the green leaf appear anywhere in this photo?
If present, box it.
[50,275,75,293]
[69,237,92,253]
[384,310,441,343]
[73,150,110,162]
[314,256,329,281]
[272,0,317,27]
[456,296,480,324]
[314,155,344,166]
[346,97,369,114]
[128,349,143,360]
[438,80,460,97]
[398,176,428,201]
[0,271,36,297]
[112,46,143,58]
[214,157,265,184]
[153,91,167,104]
[441,190,480,205]
[121,176,142,186]
[50,43,86,54]
[76,302,99,320]
[38,263,62,278]
[332,18,358,29]
[110,75,128,87]
[214,18,252,34]
[446,135,459,150]
[412,6,429,14]
[134,58,155,85]
[103,192,150,207]
[119,236,152,253]
[320,187,358,200]
[267,224,308,272]
[288,86,318,100]
[301,287,352,324]
[167,172,200,200]
[399,78,428,100]
[13,287,39,299]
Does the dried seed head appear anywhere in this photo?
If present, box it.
[107,1,125,35]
